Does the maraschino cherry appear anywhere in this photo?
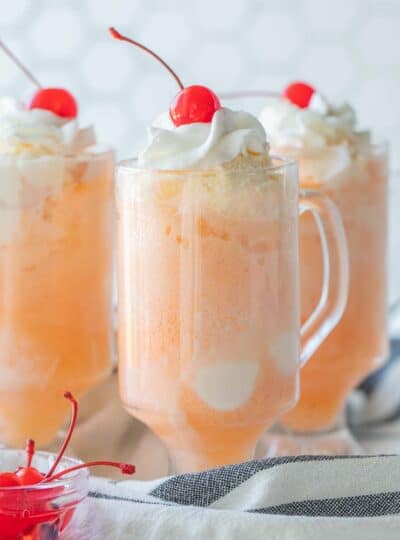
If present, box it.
[170,85,221,126]
[0,391,135,488]
[29,88,77,118]
[0,38,78,119]
[15,438,45,485]
[0,392,135,539]
[109,27,221,127]
[0,472,20,487]
[282,81,315,109]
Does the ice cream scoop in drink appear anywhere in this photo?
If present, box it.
[111,30,348,473]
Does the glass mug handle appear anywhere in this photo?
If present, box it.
[299,189,349,367]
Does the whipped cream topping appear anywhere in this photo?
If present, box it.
[259,94,369,151]
[138,107,270,170]
[0,98,95,157]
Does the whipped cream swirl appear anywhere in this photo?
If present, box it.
[0,98,95,157]
[259,94,369,150]
[138,107,270,170]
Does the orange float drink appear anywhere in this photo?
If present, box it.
[117,154,347,472]
[0,148,114,447]
[281,143,388,434]
[117,158,301,472]
[259,88,388,449]
[110,25,348,469]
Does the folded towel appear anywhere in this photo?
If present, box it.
[65,455,400,539]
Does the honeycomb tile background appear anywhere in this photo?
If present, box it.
[0,0,399,169]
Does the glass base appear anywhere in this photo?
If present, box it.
[167,442,258,475]
[258,424,364,457]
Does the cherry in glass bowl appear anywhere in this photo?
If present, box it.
[0,449,88,540]
[0,392,134,539]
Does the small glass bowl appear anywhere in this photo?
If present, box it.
[0,449,89,539]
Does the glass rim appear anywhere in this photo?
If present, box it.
[0,144,114,164]
[0,449,89,492]
[117,155,298,176]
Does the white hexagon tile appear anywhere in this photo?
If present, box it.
[0,0,399,168]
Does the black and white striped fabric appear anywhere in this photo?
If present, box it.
[67,455,400,539]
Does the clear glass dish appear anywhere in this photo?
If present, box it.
[0,449,89,539]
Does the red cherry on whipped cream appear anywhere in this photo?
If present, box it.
[109,27,221,127]
[29,88,78,118]
[170,85,220,126]
[282,81,315,109]
[0,38,78,119]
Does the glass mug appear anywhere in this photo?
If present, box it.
[0,147,115,448]
[116,158,348,474]
[270,142,388,455]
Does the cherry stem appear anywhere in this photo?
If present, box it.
[43,461,136,483]
[45,391,78,478]
[219,90,280,99]
[109,27,184,90]
[0,39,42,89]
[25,439,35,468]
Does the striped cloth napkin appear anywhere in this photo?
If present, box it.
[66,455,400,540]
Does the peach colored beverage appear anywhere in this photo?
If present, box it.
[117,158,347,473]
[0,149,114,447]
[281,143,388,433]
